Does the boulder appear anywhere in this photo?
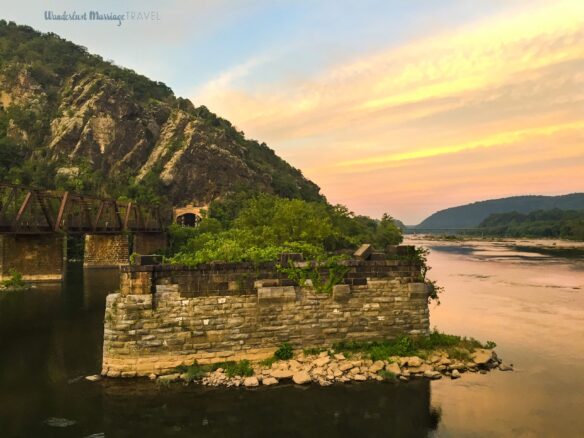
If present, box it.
[293,371,312,384]
[451,369,461,379]
[409,364,433,374]
[334,353,346,361]
[243,377,259,387]
[406,356,423,367]
[270,369,293,379]
[352,374,367,381]
[85,375,101,382]
[385,362,402,376]
[339,362,354,372]
[499,364,514,372]
[472,349,494,365]
[158,373,180,382]
[262,377,279,386]
[423,370,442,379]
[314,356,331,367]
[369,361,385,373]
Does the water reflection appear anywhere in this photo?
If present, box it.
[0,264,441,437]
[2,240,584,437]
[410,237,584,437]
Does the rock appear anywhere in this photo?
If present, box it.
[159,373,180,382]
[352,374,367,381]
[407,356,423,367]
[479,370,487,375]
[314,356,331,367]
[312,367,325,376]
[499,364,514,372]
[85,375,101,382]
[318,351,329,358]
[439,357,452,366]
[399,375,409,382]
[449,361,466,371]
[429,355,441,364]
[293,371,312,384]
[409,364,433,374]
[243,377,259,387]
[339,362,354,372]
[385,362,402,376]
[288,360,301,369]
[451,369,461,379]
[179,373,189,381]
[369,360,385,373]
[334,353,346,361]
[148,373,157,380]
[270,369,293,379]
[318,378,332,386]
[333,369,343,378]
[423,370,442,379]
[472,349,494,365]
[44,417,77,428]
[262,377,278,386]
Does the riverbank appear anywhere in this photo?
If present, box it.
[140,333,511,388]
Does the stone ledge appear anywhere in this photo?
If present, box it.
[257,286,296,304]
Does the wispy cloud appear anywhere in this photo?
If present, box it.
[192,0,584,222]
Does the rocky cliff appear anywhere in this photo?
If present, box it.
[0,21,322,204]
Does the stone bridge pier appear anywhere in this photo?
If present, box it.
[132,233,167,256]
[83,233,167,268]
[84,234,130,268]
[0,234,66,281]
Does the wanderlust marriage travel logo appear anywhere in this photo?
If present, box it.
[44,10,160,27]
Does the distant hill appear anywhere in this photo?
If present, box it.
[413,194,584,229]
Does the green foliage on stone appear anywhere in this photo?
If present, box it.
[176,359,255,381]
[276,255,349,294]
[217,360,254,378]
[1,268,25,288]
[409,247,444,304]
[274,343,294,361]
[332,330,496,362]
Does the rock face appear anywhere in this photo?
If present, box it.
[0,22,322,205]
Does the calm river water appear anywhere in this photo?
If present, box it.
[0,239,583,437]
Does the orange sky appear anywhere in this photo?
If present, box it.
[193,0,584,223]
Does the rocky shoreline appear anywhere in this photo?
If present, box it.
[145,348,512,388]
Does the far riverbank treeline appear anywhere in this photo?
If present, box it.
[475,209,584,240]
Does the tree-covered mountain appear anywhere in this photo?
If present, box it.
[413,194,584,229]
[476,209,584,240]
[0,21,322,205]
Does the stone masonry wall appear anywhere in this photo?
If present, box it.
[102,247,430,377]
[132,233,167,256]
[0,234,65,281]
[84,234,130,268]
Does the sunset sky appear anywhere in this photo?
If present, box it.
[3,0,583,223]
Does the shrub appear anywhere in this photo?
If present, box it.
[1,269,25,288]
[218,360,254,378]
[274,343,294,361]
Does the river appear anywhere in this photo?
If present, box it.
[0,239,582,437]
